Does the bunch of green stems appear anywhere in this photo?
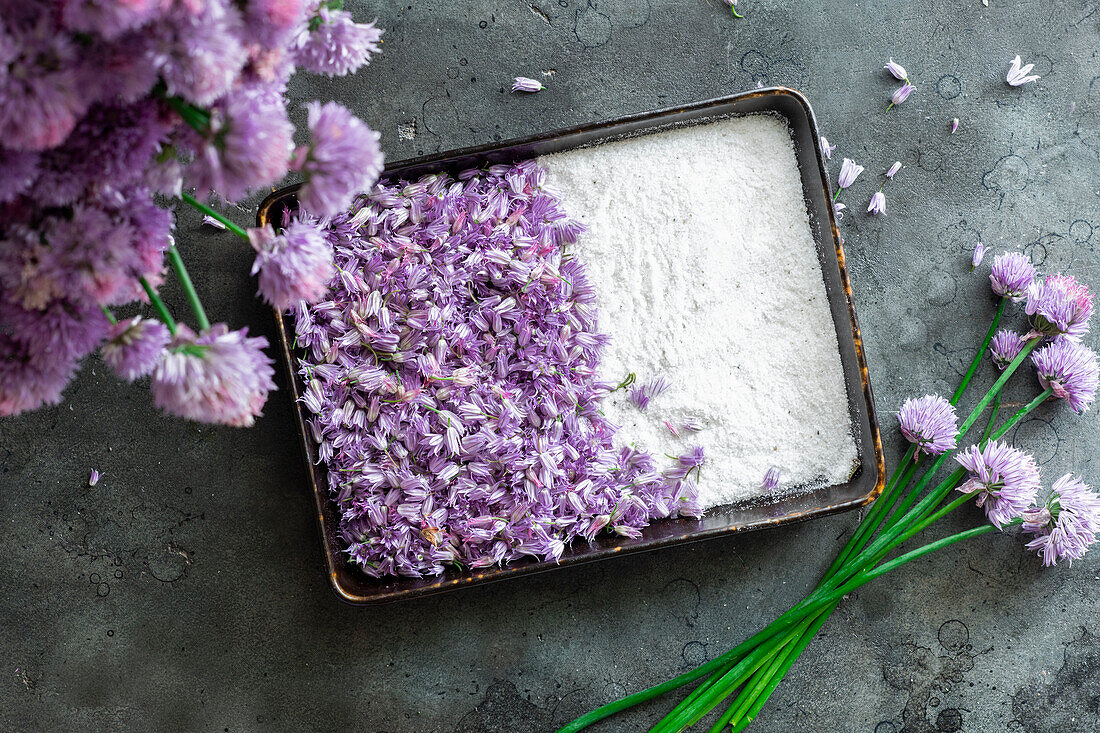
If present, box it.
[558,298,1054,732]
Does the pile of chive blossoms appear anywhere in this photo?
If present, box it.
[0,0,384,426]
[294,161,705,577]
[897,251,1100,566]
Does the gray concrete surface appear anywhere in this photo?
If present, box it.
[3,1,1099,730]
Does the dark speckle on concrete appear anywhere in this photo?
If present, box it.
[2,0,1099,730]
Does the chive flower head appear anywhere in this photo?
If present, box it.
[897,395,958,455]
[956,440,1041,528]
[101,316,171,381]
[1025,274,1094,341]
[249,221,335,311]
[989,329,1026,370]
[1031,338,1099,413]
[1023,474,1100,566]
[989,252,1036,301]
[151,324,276,427]
[294,101,384,217]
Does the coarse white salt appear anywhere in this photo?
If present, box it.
[539,114,858,508]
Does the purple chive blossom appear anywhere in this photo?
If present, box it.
[294,7,382,77]
[1006,55,1041,87]
[1023,474,1100,566]
[897,395,959,456]
[820,136,836,160]
[762,466,780,492]
[151,324,276,427]
[186,90,295,202]
[989,252,1036,301]
[989,329,1026,370]
[951,118,960,133]
[248,221,335,310]
[101,316,171,381]
[678,446,706,470]
[867,191,886,215]
[1025,274,1094,341]
[972,242,986,268]
[888,83,916,108]
[886,161,902,179]
[630,376,672,410]
[512,76,545,93]
[88,469,102,487]
[884,58,908,80]
[838,158,864,190]
[293,101,384,217]
[202,215,227,230]
[955,440,1041,528]
[1031,339,1100,414]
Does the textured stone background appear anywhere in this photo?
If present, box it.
[2,1,1099,731]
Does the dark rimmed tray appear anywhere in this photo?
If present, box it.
[258,87,885,605]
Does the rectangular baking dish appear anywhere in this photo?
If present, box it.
[258,87,885,605]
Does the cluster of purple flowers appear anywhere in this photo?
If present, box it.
[899,252,1100,565]
[295,162,702,578]
[1,0,384,425]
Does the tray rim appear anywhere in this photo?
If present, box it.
[259,86,886,605]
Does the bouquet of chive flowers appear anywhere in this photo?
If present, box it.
[0,0,385,426]
[559,252,1100,732]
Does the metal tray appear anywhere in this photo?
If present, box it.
[258,87,885,605]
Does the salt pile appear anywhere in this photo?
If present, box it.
[540,114,858,508]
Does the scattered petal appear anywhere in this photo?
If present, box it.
[867,191,886,215]
[762,466,780,492]
[884,58,908,81]
[838,158,863,189]
[512,76,545,93]
[889,82,916,107]
[972,242,986,268]
[1006,55,1041,86]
